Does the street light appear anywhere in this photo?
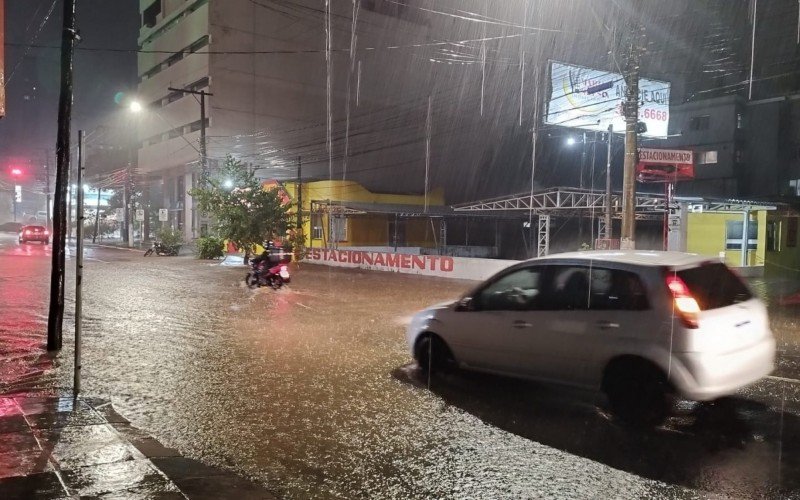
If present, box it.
[223,179,234,189]
[565,137,577,146]
[129,100,143,114]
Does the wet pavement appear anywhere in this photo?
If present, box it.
[0,395,276,499]
[1,231,800,499]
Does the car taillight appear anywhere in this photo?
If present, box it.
[281,265,288,272]
[44,230,49,235]
[24,230,31,235]
[666,275,700,329]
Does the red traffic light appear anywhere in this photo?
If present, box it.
[10,168,23,177]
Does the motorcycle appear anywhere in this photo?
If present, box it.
[246,258,291,289]
[143,240,179,257]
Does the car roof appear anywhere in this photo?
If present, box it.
[531,250,717,268]
[22,225,46,229]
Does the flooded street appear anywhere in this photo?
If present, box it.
[2,233,800,499]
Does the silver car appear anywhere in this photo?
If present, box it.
[406,251,776,425]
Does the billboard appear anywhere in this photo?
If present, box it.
[545,61,670,138]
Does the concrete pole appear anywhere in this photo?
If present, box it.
[741,209,750,267]
[604,124,613,239]
[74,130,85,395]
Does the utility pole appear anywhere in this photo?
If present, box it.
[296,156,303,235]
[74,130,85,395]
[47,0,78,352]
[620,19,646,250]
[604,124,613,239]
[45,155,51,228]
[92,181,102,243]
[168,87,212,238]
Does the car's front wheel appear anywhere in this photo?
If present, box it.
[414,334,454,374]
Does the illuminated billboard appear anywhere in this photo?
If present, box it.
[544,61,670,138]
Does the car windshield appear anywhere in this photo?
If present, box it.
[1,1,799,498]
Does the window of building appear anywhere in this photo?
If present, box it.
[142,0,162,28]
[330,216,347,242]
[188,36,209,54]
[788,218,798,248]
[736,112,745,129]
[139,34,210,82]
[725,220,758,250]
[187,118,209,133]
[767,221,781,252]
[164,51,184,68]
[689,115,710,131]
[697,150,718,164]
[311,214,324,240]
[790,179,800,196]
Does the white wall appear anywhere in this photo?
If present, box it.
[306,248,519,281]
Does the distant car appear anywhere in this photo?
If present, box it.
[0,222,23,233]
[406,251,775,425]
[19,225,50,244]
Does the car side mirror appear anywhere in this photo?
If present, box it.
[455,297,474,312]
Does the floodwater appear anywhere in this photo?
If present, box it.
[1,235,800,499]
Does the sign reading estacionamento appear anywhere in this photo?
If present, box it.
[636,147,694,182]
[545,61,671,138]
[307,248,518,281]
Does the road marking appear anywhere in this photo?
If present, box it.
[767,375,800,384]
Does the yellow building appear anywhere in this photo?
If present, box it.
[685,206,800,280]
[282,180,447,250]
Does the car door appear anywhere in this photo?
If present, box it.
[520,264,653,387]
[448,265,547,374]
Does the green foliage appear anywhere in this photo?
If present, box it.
[196,236,225,260]
[189,155,292,255]
[155,226,184,248]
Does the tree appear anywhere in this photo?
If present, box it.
[190,156,292,262]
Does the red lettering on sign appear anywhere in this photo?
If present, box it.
[386,254,400,267]
[311,249,321,260]
[400,254,411,269]
[363,252,374,265]
[441,257,454,272]
[412,255,425,270]
[327,250,338,262]
[374,254,385,266]
[352,251,362,264]
[428,256,438,271]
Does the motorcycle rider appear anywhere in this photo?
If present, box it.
[252,240,278,267]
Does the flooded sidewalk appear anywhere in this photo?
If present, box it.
[0,394,277,499]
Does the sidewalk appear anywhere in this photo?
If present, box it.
[0,395,278,499]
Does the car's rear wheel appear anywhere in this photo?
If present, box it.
[603,359,671,427]
[414,334,454,374]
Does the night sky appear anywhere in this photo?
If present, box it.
[0,0,139,167]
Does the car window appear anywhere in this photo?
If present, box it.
[588,268,649,311]
[474,267,543,311]
[544,266,591,311]
[676,263,752,310]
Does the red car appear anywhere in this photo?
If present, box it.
[19,225,50,244]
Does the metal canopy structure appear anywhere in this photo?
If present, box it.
[452,187,665,220]
[452,187,778,218]
[452,187,779,258]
